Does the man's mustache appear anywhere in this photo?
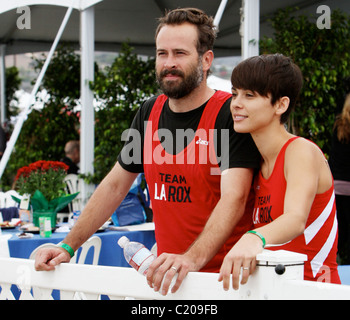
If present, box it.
[160,69,185,78]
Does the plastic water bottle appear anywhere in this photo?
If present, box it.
[118,236,156,276]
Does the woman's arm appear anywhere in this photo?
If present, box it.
[219,139,329,290]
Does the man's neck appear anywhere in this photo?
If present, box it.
[168,83,215,113]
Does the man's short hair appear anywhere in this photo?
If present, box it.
[155,7,217,56]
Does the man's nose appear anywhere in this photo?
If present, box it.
[164,55,177,69]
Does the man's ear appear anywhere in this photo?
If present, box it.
[202,50,214,75]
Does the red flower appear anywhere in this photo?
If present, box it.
[15,160,69,181]
[15,166,30,180]
[15,160,71,202]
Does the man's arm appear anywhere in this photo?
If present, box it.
[146,167,254,295]
[35,162,138,271]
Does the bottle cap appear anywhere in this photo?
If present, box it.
[117,236,129,248]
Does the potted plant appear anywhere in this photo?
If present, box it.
[13,160,78,228]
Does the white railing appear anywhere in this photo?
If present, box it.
[1,250,350,300]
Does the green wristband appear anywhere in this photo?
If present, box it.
[246,230,266,248]
[57,242,75,258]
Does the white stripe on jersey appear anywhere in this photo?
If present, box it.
[304,191,335,245]
[310,214,338,278]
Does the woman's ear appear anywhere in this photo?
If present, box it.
[275,96,290,117]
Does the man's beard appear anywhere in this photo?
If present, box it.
[156,59,204,99]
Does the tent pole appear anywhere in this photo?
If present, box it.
[79,5,95,207]
[0,5,74,180]
[241,0,260,59]
[214,0,228,29]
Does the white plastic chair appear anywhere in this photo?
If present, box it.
[71,236,102,265]
[0,190,21,223]
[63,174,82,213]
[0,190,21,208]
[56,212,70,223]
[29,236,102,299]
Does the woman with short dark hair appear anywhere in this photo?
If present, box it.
[219,54,341,290]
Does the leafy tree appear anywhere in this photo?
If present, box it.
[1,43,157,190]
[5,66,21,120]
[260,8,350,154]
[90,43,157,184]
[33,45,81,106]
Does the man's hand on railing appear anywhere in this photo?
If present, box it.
[218,233,264,290]
[34,247,71,271]
[146,253,197,296]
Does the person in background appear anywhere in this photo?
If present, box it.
[34,8,261,296]
[61,140,80,174]
[219,54,340,290]
[329,94,350,265]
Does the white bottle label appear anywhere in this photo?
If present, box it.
[132,248,152,266]
[130,248,154,275]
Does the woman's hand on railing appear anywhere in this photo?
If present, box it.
[218,233,264,290]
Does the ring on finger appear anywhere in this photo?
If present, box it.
[170,266,178,273]
[242,267,250,271]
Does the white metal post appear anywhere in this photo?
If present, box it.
[0,44,6,126]
[240,0,260,59]
[79,6,95,207]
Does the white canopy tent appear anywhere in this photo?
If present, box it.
[0,0,349,204]
[0,0,101,204]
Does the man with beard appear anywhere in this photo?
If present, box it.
[35,8,260,295]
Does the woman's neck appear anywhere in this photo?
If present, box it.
[252,125,295,178]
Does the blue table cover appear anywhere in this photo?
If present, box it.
[4,226,156,268]
[2,226,155,299]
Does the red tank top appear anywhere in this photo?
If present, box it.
[253,137,340,283]
[144,91,253,272]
